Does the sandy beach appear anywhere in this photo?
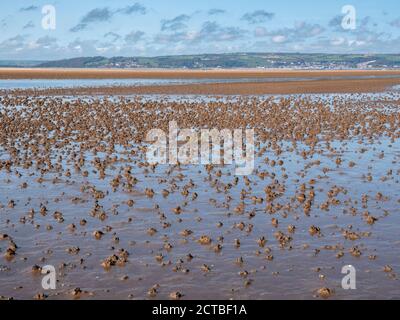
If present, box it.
[1,68,400,79]
[1,91,400,300]
[2,68,400,95]
[0,68,400,300]
[4,77,400,96]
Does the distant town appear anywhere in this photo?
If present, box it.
[1,53,400,69]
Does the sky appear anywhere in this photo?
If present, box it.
[1,0,400,60]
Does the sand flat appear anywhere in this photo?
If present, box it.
[1,93,400,300]
[2,67,400,79]
[2,68,400,95]
[4,77,400,95]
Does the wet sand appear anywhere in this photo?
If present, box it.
[5,77,400,96]
[2,68,400,95]
[0,92,399,300]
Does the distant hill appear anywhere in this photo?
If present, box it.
[0,60,47,67]
[8,53,400,69]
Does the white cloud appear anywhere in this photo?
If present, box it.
[272,35,287,43]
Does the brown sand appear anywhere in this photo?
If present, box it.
[2,68,400,95]
[5,77,400,96]
[2,67,400,79]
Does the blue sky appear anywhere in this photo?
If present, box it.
[1,0,400,59]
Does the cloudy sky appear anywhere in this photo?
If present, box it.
[1,0,400,60]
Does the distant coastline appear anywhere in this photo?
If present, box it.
[1,53,400,70]
[2,67,400,80]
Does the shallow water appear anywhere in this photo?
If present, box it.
[1,74,400,90]
[0,93,399,300]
